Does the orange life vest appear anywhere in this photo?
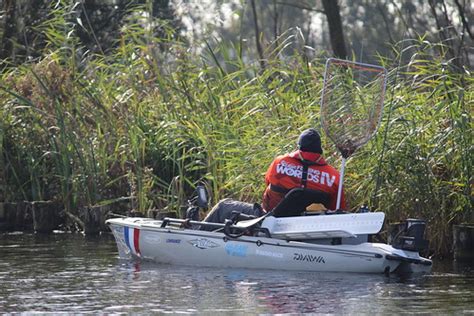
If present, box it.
[262,150,346,211]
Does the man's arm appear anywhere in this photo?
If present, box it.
[264,159,276,186]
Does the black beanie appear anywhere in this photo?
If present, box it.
[298,128,323,154]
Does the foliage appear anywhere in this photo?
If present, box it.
[0,4,471,256]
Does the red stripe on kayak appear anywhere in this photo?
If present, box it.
[134,228,141,256]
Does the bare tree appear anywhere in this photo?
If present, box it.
[322,0,347,59]
[250,0,266,69]
[453,0,473,40]
[428,0,465,70]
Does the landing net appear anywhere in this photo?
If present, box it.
[320,58,387,158]
[320,58,387,209]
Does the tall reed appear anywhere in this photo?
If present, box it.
[0,4,471,255]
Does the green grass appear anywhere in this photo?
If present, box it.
[0,4,471,256]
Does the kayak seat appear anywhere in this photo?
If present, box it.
[272,188,330,217]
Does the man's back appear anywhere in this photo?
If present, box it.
[262,150,345,211]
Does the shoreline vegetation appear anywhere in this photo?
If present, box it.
[0,5,472,259]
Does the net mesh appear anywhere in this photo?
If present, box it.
[320,59,387,158]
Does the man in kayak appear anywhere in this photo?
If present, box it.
[201,128,345,226]
[262,128,345,212]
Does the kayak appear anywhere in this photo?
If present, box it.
[106,60,425,274]
[106,196,432,275]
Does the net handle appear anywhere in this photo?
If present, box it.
[336,157,346,210]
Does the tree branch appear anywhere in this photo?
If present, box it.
[453,0,473,40]
[376,3,395,44]
[275,1,324,14]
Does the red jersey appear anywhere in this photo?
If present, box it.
[262,150,346,211]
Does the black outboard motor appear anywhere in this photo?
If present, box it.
[389,219,429,252]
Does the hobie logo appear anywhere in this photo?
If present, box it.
[293,253,325,264]
[188,238,220,250]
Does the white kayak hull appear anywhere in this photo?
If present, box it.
[107,217,432,274]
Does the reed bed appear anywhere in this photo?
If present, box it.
[0,5,471,256]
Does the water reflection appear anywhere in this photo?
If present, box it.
[0,233,473,314]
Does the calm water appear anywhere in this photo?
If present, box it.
[0,232,473,314]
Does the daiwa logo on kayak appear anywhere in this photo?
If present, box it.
[277,161,335,187]
[293,253,325,264]
[188,238,220,250]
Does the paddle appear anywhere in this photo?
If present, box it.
[230,187,328,232]
[233,210,273,228]
[222,211,273,238]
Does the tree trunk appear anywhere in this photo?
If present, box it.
[250,0,266,70]
[0,0,16,61]
[272,0,279,46]
[428,0,464,71]
[453,0,473,40]
[322,0,347,59]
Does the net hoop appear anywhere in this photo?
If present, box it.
[320,58,387,158]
